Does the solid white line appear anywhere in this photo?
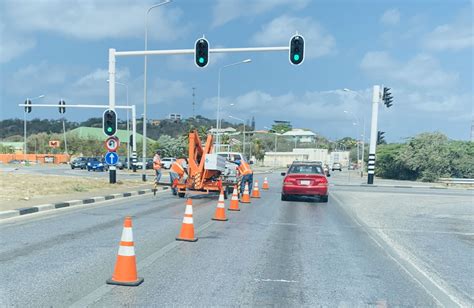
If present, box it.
[254,278,298,283]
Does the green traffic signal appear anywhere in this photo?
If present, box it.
[199,57,204,64]
[293,54,300,61]
[107,127,112,133]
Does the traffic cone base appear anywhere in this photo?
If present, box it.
[176,199,198,242]
[228,186,240,211]
[106,217,144,287]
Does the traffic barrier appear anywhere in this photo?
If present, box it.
[106,216,144,286]
[176,199,198,242]
[228,186,240,211]
[241,183,251,203]
[262,177,269,190]
[251,181,261,198]
[212,190,228,221]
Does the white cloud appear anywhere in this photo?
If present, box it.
[212,0,310,27]
[0,21,36,63]
[251,15,335,58]
[147,78,188,105]
[380,9,400,26]
[360,51,458,89]
[3,0,188,41]
[422,11,473,51]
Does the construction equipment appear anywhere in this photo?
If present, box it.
[176,130,224,198]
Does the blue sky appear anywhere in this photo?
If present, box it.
[1,0,472,142]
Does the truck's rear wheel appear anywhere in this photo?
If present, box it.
[178,192,186,198]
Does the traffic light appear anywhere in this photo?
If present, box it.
[377,131,386,145]
[195,38,209,68]
[58,99,66,114]
[24,99,32,113]
[103,109,117,136]
[289,34,305,65]
[382,87,393,108]
[129,134,133,146]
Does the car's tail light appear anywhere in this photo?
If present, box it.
[283,177,297,185]
[314,177,328,186]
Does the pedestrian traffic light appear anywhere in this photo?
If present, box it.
[195,37,209,68]
[58,99,66,114]
[24,99,32,113]
[377,131,386,145]
[289,34,305,65]
[103,109,117,136]
[382,87,393,108]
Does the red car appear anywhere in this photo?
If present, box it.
[281,162,329,202]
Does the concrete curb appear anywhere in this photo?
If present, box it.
[0,186,169,221]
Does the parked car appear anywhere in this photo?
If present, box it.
[281,161,329,202]
[161,157,176,169]
[71,157,88,170]
[332,162,342,171]
[86,157,107,172]
[133,158,154,169]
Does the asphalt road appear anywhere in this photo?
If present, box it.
[0,173,472,306]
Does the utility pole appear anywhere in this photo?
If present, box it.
[62,119,68,155]
[367,85,381,184]
[192,87,196,119]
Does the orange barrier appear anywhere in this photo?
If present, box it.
[106,217,144,286]
[228,186,240,211]
[262,177,269,190]
[241,183,251,203]
[251,181,261,198]
[176,199,198,242]
[0,153,70,164]
[212,190,228,221]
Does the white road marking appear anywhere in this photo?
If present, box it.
[254,278,298,283]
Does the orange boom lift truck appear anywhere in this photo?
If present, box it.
[176,130,227,198]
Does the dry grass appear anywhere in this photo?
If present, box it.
[0,173,142,202]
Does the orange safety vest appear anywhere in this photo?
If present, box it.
[170,159,186,176]
[153,155,162,170]
[238,161,253,176]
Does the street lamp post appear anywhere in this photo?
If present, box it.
[216,59,251,151]
[24,94,45,162]
[343,88,367,177]
[228,115,246,157]
[108,80,130,169]
[142,0,172,181]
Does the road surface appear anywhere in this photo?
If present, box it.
[0,173,472,306]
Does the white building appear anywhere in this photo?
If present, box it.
[208,127,238,135]
[282,129,316,143]
[263,148,329,167]
[330,151,350,167]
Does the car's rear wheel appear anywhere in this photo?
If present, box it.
[281,194,289,201]
[71,166,75,169]
[320,195,328,203]
[178,192,186,198]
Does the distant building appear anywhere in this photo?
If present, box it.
[263,148,329,167]
[273,120,292,128]
[0,142,24,154]
[208,127,238,135]
[168,113,182,121]
[68,127,153,143]
[150,120,161,126]
[282,129,316,143]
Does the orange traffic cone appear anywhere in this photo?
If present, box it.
[106,216,144,286]
[228,186,240,211]
[251,181,261,198]
[241,182,251,203]
[176,199,198,242]
[262,177,269,190]
[212,190,228,221]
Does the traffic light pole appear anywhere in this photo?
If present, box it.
[367,85,381,184]
[17,103,138,183]
[108,44,291,181]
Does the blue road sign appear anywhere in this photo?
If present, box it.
[105,151,119,166]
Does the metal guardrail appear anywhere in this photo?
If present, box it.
[438,178,474,185]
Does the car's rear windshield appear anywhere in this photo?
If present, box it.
[288,164,324,175]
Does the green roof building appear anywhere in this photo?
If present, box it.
[67,127,153,143]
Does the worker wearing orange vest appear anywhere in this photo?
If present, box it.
[236,158,253,195]
[170,158,187,195]
[153,151,162,184]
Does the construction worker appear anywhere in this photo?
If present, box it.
[153,151,162,185]
[235,158,253,195]
[170,158,188,195]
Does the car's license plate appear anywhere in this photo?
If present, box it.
[300,180,310,185]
